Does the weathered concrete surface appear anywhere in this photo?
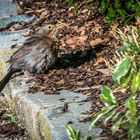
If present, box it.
[0,15,35,29]
[0,0,16,17]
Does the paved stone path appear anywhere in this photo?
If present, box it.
[0,0,16,17]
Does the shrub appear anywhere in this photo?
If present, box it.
[111,26,140,93]
[65,0,140,24]
[99,0,140,24]
[91,26,140,139]
[90,86,140,140]
[66,0,75,5]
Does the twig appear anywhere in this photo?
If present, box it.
[74,85,102,92]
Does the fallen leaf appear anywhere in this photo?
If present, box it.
[66,35,88,46]
[90,38,102,46]
[11,44,17,49]
[90,38,110,46]
[111,23,119,32]
[94,57,105,65]
[81,9,88,14]
[36,8,46,13]
[40,10,49,19]
[113,88,127,93]
[74,85,102,92]
[96,68,110,76]
[76,26,86,36]
[56,79,65,86]
[92,24,102,33]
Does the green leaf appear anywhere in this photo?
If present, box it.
[112,112,122,122]
[126,97,136,114]
[108,7,116,18]
[112,117,123,134]
[117,9,127,23]
[103,108,117,125]
[138,73,140,89]
[137,29,140,38]
[76,130,81,140]
[86,136,92,140]
[100,86,117,106]
[89,107,112,130]
[115,0,120,9]
[113,57,131,85]
[131,72,140,95]
[100,0,106,13]
[135,6,140,16]
[119,69,131,87]
[66,125,76,140]
[121,119,130,129]
[66,0,74,5]
[117,45,130,52]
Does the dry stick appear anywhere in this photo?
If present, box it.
[74,85,102,92]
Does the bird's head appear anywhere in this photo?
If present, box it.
[38,23,65,41]
[37,23,66,53]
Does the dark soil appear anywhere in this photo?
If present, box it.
[0,95,31,139]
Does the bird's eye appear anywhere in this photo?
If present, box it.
[48,25,52,29]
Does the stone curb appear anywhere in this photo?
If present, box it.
[3,76,102,140]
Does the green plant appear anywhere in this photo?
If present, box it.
[90,86,140,140]
[65,0,140,24]
[105,26,140,92]
[66,0,75,5]
[99,0,140,24]
[66,125,92,140]
[112,27,140,93]
[91,26,140,139]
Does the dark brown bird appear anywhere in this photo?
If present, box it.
[0,24,63,92]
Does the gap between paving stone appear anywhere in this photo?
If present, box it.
[0,0,16,17]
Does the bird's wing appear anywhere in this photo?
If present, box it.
[8,35,42,62]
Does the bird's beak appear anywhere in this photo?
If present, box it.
[51,23,66,39]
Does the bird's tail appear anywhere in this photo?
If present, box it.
[0,69,13,93]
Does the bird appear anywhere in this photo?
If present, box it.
[0,23,63,93]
